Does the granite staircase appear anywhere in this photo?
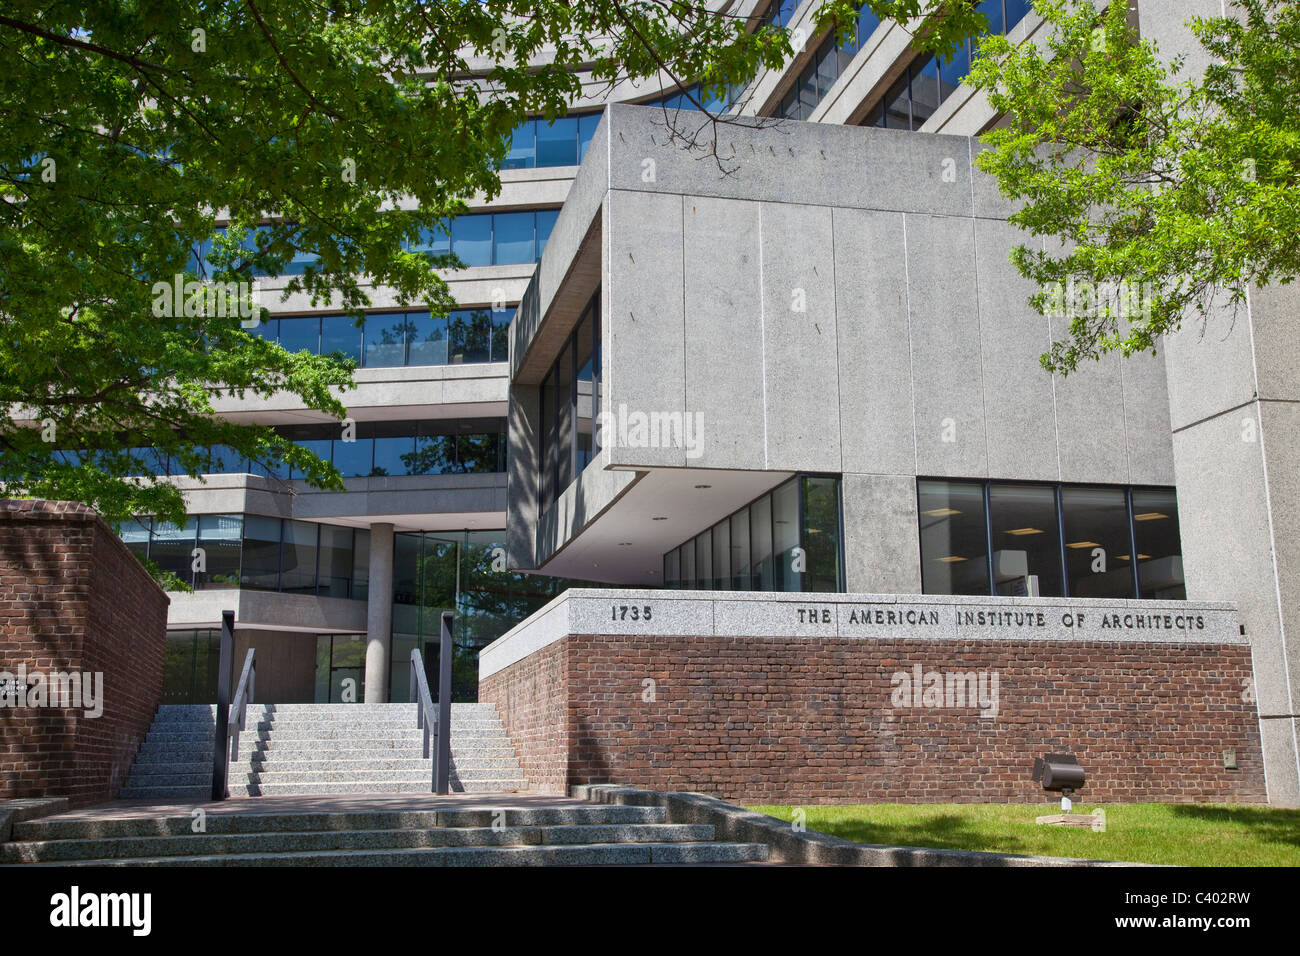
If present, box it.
[119,703,528,799]
[0,803,770,866]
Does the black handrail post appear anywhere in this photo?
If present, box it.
[211,609,234,801]
[435,611,453,795]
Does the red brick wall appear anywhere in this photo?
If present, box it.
[482,640,569,793]
[481,632,1267,805]
[0,500,168,806]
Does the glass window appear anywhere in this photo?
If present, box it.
[537,117,579,167]
[292,438,332,480]
[918,480,990,595]
[695,528,713,591]
[730,508,751,590]
[320,315,362,364]
[409,434,456,475]
[712,520,730,590]
[980,0,1005,36]
[196,514,242,590]
[363,312,407,367]
[802,476,842,593]
[772,479,801,591]
[910,57,941,128]
[503,119,536,169]
[449,308,494,364]
[1061,486,1135,598]
[750,494,774,591]
[411,220,450,259]
[280,520,319,594]
[452,215,492,267]
[857,6,880,45]
[781,87,800,121]
[578,113,602,162]
[816,38,839,100]
[278,316,320,354]
[492,212,535,266]
[884,71,911,129]
[540,369,555,506]
[241,516,282,591]
[317,525,354,598]
[491,308,511,362]
[555,337,574,491]
[150,518,197,588]
[680,536,696,589]
[940,38,971,102]
[332,437,374,478]
[372,435,414,477]
[798,64,818,118]
[1132,489,1185,599]
[120,517,151,563]
[406,311,447,366]
[1006,0,1032,29]
[246,316,278,344]
[352,528,370,600]
[664,548,681,590]
[536,209,559,258]
[989,484,1062,596]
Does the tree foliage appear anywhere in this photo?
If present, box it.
[969,0,1300,373]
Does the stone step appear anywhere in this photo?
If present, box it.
[15,806,668,841]
[115,785,210,800]
[237,780,528,795]
[1,823,718,863]
[12,842,768,867]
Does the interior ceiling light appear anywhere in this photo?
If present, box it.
[1066,541,1100,549]
[1133,512,1168,521]
[937,555,967,563]
[1117,554,1151,561]
[923,508,961,517]
[1005,527,1043,536]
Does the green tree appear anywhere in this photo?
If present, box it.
[0,0,817,532]
[969,0,1300,373]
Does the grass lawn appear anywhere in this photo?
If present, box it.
[745,802,1300,866]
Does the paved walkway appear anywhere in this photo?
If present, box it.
[28,792,580,823]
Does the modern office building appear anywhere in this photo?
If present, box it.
[103,0,1297,805]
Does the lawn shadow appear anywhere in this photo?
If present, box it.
[1166,804,1300,849]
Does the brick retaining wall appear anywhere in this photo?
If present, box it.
[0,500,168,805]
[482,631,1266,804]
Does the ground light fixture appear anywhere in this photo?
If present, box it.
[1031,753,1101,828]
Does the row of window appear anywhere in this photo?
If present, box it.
[97,419,506,480]
[859,0,1033,130]
[122,515,370,598]
[197,209,559,277]
[538,290,601,508]
[664,475,843,593]
[503,114,603,170]
[776,0,1031,124]
[918,481,1184,600]
[244,308,513,368]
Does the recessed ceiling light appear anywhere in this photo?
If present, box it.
[1117,554,1152,561]
[1005,527,1043,536]
[923,508,961,517]
[937,555,967,563]
[1133,512,1168,521]
[1066,541,1101,549]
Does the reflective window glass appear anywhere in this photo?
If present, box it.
[1062,486,1135,598]
[989,484,1062,596]
[320,315,361,364]
[363,312,407,367]
[278,316,319,354]
[918,480,990,595]
[452,216,492,267]
[1132,489,1185,599]
[537,117,579,166]
[493,212,535,266]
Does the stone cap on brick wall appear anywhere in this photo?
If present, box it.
[479,588,1244,679]
[0,499,102,521]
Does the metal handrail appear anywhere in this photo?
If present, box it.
[409,611,453,794]
[228,649,256,762]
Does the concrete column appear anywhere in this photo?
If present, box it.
[363,522,394,703]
